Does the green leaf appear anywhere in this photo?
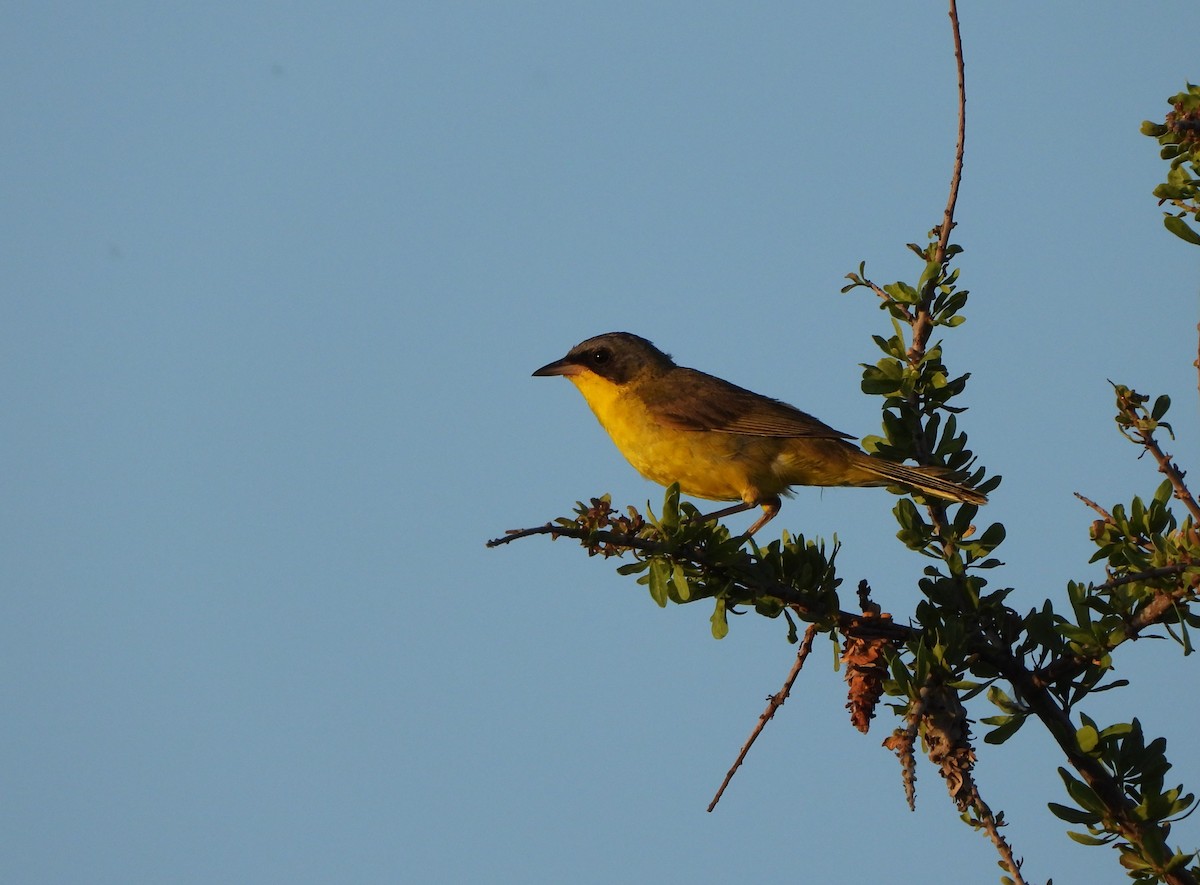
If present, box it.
[1059,767,1106,815]
[1164,214,1200,245]
[861,374,901,396]
[647,559,669,608]
[977,522,1006,550]
[983,714,1027,745]
[660,483,681,529]
[1099,721,1134,740]
[884,281,919,304]
[987,685,1024,715]
[917,259,942,293]
[1048,802,1103,825]
[1067,830,1114,846]
[710,597,729,639]
[671,562,691,602]
[1077,724,1100,755]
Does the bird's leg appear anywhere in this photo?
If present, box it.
[695,495,781,537]
[743,496,781,537]
[696,501,756,523]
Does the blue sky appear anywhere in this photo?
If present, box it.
[4,3,1198,883]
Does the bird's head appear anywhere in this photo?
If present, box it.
[532,332,675,386]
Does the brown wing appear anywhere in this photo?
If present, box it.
[646,368,856,440]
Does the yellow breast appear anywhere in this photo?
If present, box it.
[566,372,784,504]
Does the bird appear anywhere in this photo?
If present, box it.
[532,332,986,536]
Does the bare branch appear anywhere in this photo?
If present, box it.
[1093,563,1195,594]
[1074,491,1115,523]
[708,624,819,812]
[966,793,1028,885]
[1139,428,1200,524]
[908,0,967,363]
[939,0,967,265]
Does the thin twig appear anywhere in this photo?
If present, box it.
[1092,562,1195,593]
[862,276,915,320]
[707,624,818,812]
[908,0,967,364]
[1113,385,1200,523]
[1074,491,1114,523]
[967,792,1028,885]
[487,523,566,547]
[939,0,967,264]
[1138,428,1200,524]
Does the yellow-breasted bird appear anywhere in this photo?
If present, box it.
[533,332,986,536]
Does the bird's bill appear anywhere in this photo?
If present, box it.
[532,356,582,377]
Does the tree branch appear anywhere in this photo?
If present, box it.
[978,639,1197,885]
[488,522,914,642]
[1140,430,1200,525]
[1114,386,1200,524]
[908,0,966,364]
[707,624,819,812]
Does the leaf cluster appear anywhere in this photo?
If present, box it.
[1053,717,1196,882]
[557,486,845,641]
[1142,83,1200,245]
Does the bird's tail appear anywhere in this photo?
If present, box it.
[859,457,988,506]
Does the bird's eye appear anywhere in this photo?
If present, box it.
[591,348,611,364]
